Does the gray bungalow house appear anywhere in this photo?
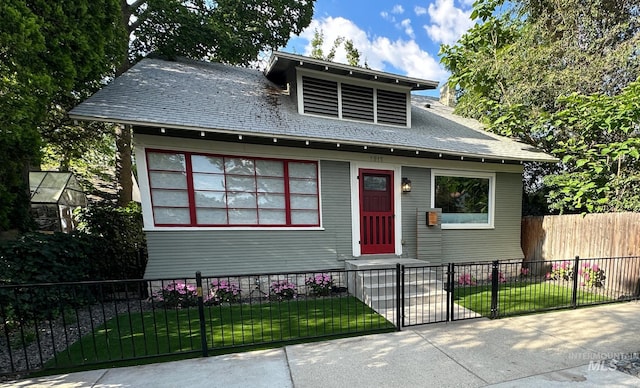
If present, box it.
[70,52,554,278]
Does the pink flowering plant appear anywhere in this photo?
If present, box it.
[269,279,297,301]
[519,267,530,279]
[578,263,606,288]
[489,271,507,283]
[206,279,241,305]
[305,273,334,296]
[457,273,476,286]
[546,261,574,281]
[154,281,198,308]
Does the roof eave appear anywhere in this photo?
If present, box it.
[69,113,557,164]
[265,51,439,91]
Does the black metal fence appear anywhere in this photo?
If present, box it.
[2,256,639,378]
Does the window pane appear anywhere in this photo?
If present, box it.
[153,207,190,224]
[152,189,189,207]
[196,208,227,224]
[363,175,388,191]
[148,152,186,171]
[258,209,286,224]
[193,173,225,190]
[195,191,226,208]
[257,193,285,209]
[290,194,318,210]
[191,155,223,173]
[289,162,317,178]
[228,209,257,224]
[257,177,284,193]
[225,158,254,175]
[289,179,317,194]
[149,172,187,189]
[227,176,256,192]
[435,175,490,224]
[227,192,257,208]
[291,210,319,225]
[255,160,284,177]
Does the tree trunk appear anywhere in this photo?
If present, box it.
[115,124,133,206]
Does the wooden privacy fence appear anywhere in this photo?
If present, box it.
[522,212,640,261]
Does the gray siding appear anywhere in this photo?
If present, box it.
[440,172,524,263]
[144,160,352,278]
[403,168,523,264]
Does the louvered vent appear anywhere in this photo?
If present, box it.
[342,84,374,122]
[377,89,407,125]
[302,76,338,117]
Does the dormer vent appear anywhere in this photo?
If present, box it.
[299,74,409,127]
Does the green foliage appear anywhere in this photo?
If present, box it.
[543,81,640,213]
[0,232,100,320]
[0,0,125,231]
[309,28,365,67]
[129,0,316,65]
[440,0,640,214]
[76,202,147,279]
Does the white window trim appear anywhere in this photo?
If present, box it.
[350,162,403,257]
[296,68,411,128]
[430,169,496,230]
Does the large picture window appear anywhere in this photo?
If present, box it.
[147,150,319,227]
[431,171,494,229]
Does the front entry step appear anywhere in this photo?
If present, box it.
[345,259,449,325]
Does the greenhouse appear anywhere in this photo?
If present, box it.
[29,171,88,233]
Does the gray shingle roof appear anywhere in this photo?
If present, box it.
[69,58,555,163]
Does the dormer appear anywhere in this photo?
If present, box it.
[265,51,439,128]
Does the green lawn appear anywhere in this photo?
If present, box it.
[48,296,394,368]
[454,281,610,317]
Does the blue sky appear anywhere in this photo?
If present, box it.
[284,0,477,93]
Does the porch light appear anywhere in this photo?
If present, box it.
[401,177,412,193]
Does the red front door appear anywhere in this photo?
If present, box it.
[359,169,395,254]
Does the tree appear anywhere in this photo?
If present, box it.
[543,81,640,213]
[309,29,365,67]
[0,0,125,230]
[108,0,317,206]
[440,0,640,214]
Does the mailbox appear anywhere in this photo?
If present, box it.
[427,211,438,226]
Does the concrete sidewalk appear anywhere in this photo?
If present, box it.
[5,302,640,387]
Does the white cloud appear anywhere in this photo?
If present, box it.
[298,16,447,82]
[392,4,405,14]
[414,6,428,16]
[400,19,415,39]
[423,0,474,45]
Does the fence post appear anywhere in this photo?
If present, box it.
[395,263,402,331]
[195,272,208,357]
[490,261,499,319]
[447,263,453,322]
[571,256,580,308]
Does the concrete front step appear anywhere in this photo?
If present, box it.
[365,293,448,311]
[362,282,446,296]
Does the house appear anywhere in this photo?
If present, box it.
[69,52,555,278]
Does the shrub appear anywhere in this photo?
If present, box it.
[153,281,197,308]
[0,232,101,320]
[489,271,507,283]
[546,261,574,281]
[457,274,476,286]
[579,263,606,288]
[305,273,334,296]
[206,279,241,305]
[269,280,297,301]
[76,202,147,279]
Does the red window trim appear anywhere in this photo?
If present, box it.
[146,149,320,227]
